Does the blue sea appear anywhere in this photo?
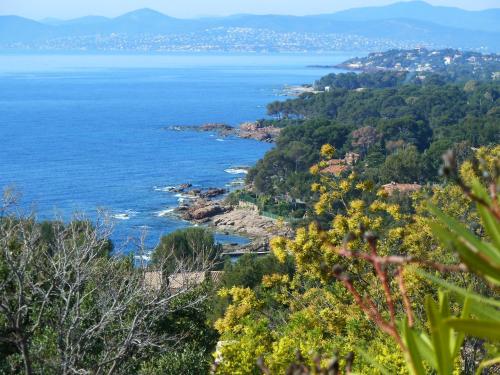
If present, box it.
[0,53,350,252]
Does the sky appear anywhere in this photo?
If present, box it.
[1,0,499,20]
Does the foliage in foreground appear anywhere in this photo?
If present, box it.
[153,226,223,272]
[0,204,216,375]
[214,146,500,374]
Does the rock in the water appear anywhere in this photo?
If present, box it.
[168,183,193,193]
[165,121,279,143]
[199,123,235,134]
[200,188,227,198]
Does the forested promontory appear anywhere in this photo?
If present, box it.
[247,75,499,218]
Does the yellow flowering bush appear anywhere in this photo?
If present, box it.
[214,319,272,375]
[320,143,336,159]
[215,287,262,335]
[214,145,496,374]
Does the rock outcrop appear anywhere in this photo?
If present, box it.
[199,188,227,199]
[176,199,231,221]
[199,123,234,135]
[238,122,281,142]
[167,183,192,193]
[175,197,293,240]
[164,121,281,143]
[209,206,292,240]
[166,184,227,199]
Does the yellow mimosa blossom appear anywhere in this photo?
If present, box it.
[320,144,336,159]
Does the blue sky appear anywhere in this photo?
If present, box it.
[1,0,499,19]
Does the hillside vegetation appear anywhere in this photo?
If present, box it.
[248,75,499,218]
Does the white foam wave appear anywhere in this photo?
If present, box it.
[228,178,245,186]
[156,208,175,217]
[153,185,175,192]
[112,210,137,220]
[134,254,151,261]
[174,193,196,199]
[216,138,225,142]
[225,168,249,175]
[112,214,130,220]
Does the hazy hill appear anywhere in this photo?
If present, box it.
[1,2,499,52]
[328,1,500,33]
[0,16,52,43]
[46,9,200,36]
[40,15,110,26]
[108,8,197,33]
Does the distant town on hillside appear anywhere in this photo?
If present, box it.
[1,1,499,52]
[337,49,500,80]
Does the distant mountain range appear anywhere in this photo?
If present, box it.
[328,1,500,33]
[0,1,499,52]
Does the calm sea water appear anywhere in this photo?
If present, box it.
[0,53,351,252]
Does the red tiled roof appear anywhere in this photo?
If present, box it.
[326,159,344,165]
[322,164,350,175]
[319,154,360,175]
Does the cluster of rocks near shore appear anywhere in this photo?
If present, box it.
[161,122,291,253]
[165,121,281,143]
[166,184,228,200]
[168,183,293,253]
[167,183,231,222]
[176,198,229,221]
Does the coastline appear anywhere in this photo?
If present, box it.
[0,52,350,252]
[160,96,299,252]
[281,84,322,96]
[165,182,294,254]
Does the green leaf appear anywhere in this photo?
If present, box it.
[438,290,450,319]
[425,220,500,285]
[438,291,456,356]
[428,221,499,284]
[469,177,492,208]
[475,356,500,375]
[413,332,437,370]
[471,178,500,250]
[445,318,500,341]
[471,178,500,244]
[416,269,500,314]
[452,238,500,286]
[401,319,428,375]
[477,203,500,255]
[428,221,456,249]
[452,297,471,359]
[428,204,500,263]
[425,295,453,375]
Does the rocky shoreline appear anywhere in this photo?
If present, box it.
[165,184,228,200]
[281,84,321,96]
[166,183,293,253]
[161,121,291,253]
[164,121,281,143]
